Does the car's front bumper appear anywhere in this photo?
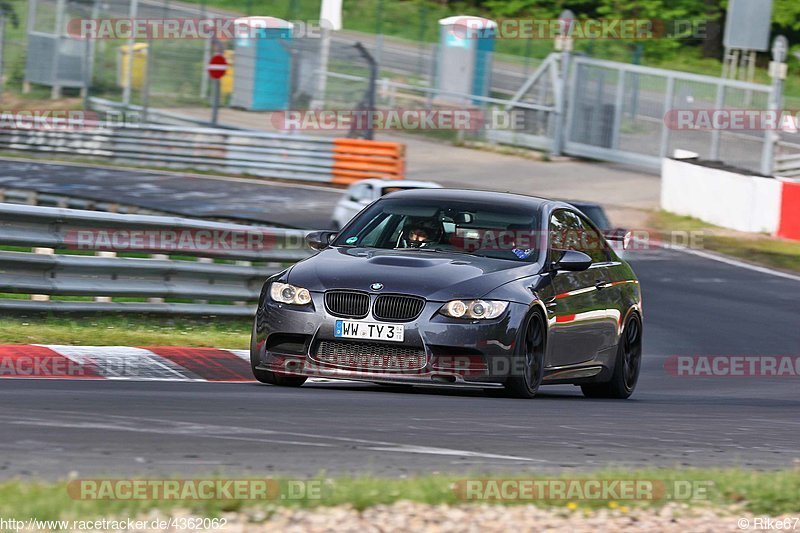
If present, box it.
[253,294,531,388]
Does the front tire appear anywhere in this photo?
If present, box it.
[499,312,546,399]
[581,313,642,399]
[250,319,307,387]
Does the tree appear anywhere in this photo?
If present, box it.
[773,0,800,32]
[0,1,19,28]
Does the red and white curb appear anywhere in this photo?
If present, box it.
[0,345,254,382]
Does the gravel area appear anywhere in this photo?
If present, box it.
[148,502,791,532]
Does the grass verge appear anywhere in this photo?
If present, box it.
[0,315,251,349]
[0,469,798,522]
[648,211,800,274]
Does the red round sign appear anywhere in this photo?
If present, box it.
[207,54,228,79]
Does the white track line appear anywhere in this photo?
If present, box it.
[7,411,544,463]
[664,244,800,283]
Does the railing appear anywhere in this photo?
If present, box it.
[776,140,800,177]
[89,97,244,130]
[0,187,173,216]
[0,107,406,185]
[0,204,315,316]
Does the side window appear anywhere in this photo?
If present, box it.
[549,210,609,264]
[548,210,572,264]
[568,211,610,264]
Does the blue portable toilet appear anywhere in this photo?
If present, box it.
[231,17,293,111]
[435,16,496,105]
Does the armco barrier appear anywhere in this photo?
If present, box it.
[0,123,405,184]
[0,203,314,316]
[661,158,800,241]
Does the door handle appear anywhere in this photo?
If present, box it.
[595,280,613,290]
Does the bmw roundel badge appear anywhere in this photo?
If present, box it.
[370,283,384,291]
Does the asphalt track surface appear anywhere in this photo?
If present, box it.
[0,159,341,228]
[1,246,799,479]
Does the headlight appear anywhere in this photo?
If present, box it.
[440,299,508,320]
[270,282,312,306]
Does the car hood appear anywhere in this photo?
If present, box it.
[287,247,539,301]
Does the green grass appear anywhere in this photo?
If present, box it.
[0,468,798,522]
[649,211,800,273]
[0,315,251,348]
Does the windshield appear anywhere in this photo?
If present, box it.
[333,198,541,262]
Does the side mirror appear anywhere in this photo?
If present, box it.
[603,228,632,249]
[306,231,337,251]
[552,250,592,272]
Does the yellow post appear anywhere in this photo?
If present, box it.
[220,49,235,97]
[117,43,149,90]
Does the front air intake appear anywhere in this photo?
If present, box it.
[324,290,370,319]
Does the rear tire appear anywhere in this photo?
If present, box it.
[250,319,307,387]
[581,313,641,399]
[499,312,546,399]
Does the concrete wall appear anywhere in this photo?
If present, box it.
[661,158,783,234]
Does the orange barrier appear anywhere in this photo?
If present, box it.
[331,138,405,184]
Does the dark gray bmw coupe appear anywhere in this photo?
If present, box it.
[250,189,642,399]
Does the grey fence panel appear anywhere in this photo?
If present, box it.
[0,204,316,315]
[563,56,775,173]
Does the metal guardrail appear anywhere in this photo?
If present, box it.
[776,141,800,177]
[0,187,171,216]
[0,203,314,316]
[89,98,244,130]
[0,122,336,183]
[0,102,406,184]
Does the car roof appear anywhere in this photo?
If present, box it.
[382,188,570,211]
[560,199,602,208]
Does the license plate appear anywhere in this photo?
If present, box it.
[334,320,405,342]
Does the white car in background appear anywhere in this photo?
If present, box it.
[331,179,442,229]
